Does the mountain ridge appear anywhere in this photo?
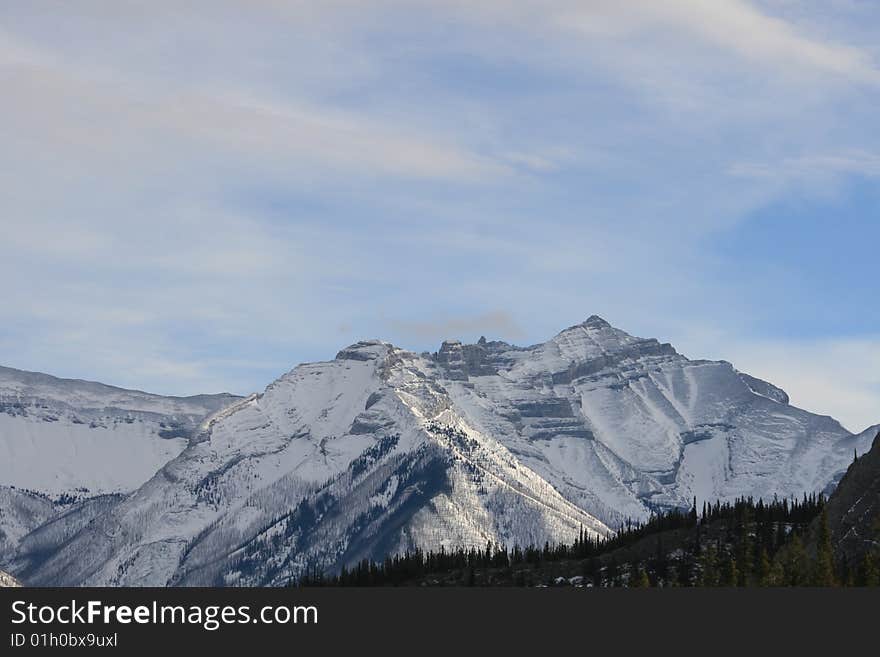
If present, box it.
[0,363,238,402]
[0,367,241,566]
[0,363,241,499]
[3,317,876,586]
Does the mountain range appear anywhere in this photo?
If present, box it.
[1,317,876,586]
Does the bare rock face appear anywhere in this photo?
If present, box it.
[816,427,880,568]
[436,339,469,380]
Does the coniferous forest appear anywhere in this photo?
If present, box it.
[297,493,880,587]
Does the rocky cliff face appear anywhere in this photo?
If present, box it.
[814,426,880,567]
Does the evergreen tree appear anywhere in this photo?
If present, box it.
[862,552,879,587]
[767,554,785,587]
[607,557,620,587]
[812,509,836,587]
[721,554,738,587]
[699,544,718,587]
[756,547,771,587]
[785,536,809,586]
[590,556,602,588]
[736,504,753,585]
[677,554,694,587]
[653,536,668,584]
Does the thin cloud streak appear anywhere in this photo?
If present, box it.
[729,150,880,181]
[0,33,510,184]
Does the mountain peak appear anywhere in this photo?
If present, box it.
[582,315,612,328]
[540,316,681,372]
[555,315,622,338]
[553,315,634,345]
[335,340,394,362]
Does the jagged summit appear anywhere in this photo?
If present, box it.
[582,314,612,328]
[554,315,622,337]
[552,315,656,345]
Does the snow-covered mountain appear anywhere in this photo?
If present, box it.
[14,339,610,586]
[0,366,239,561]
[5,318,877,586]
[0,365,240,498]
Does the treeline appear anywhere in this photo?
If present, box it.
[297,494,879,587]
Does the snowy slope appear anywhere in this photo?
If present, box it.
[8,318,877,586]
[0,486,56,561]
[0,365,240,497]
[5,491,124,579]
[0,366,239,562]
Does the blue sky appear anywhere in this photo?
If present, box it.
[1,1,877,431]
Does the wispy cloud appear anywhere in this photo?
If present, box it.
[0,43,508,184]
[729,150,880,182]
[440,0,879,85]
[589,0,879,82]
[0,0,877,429]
